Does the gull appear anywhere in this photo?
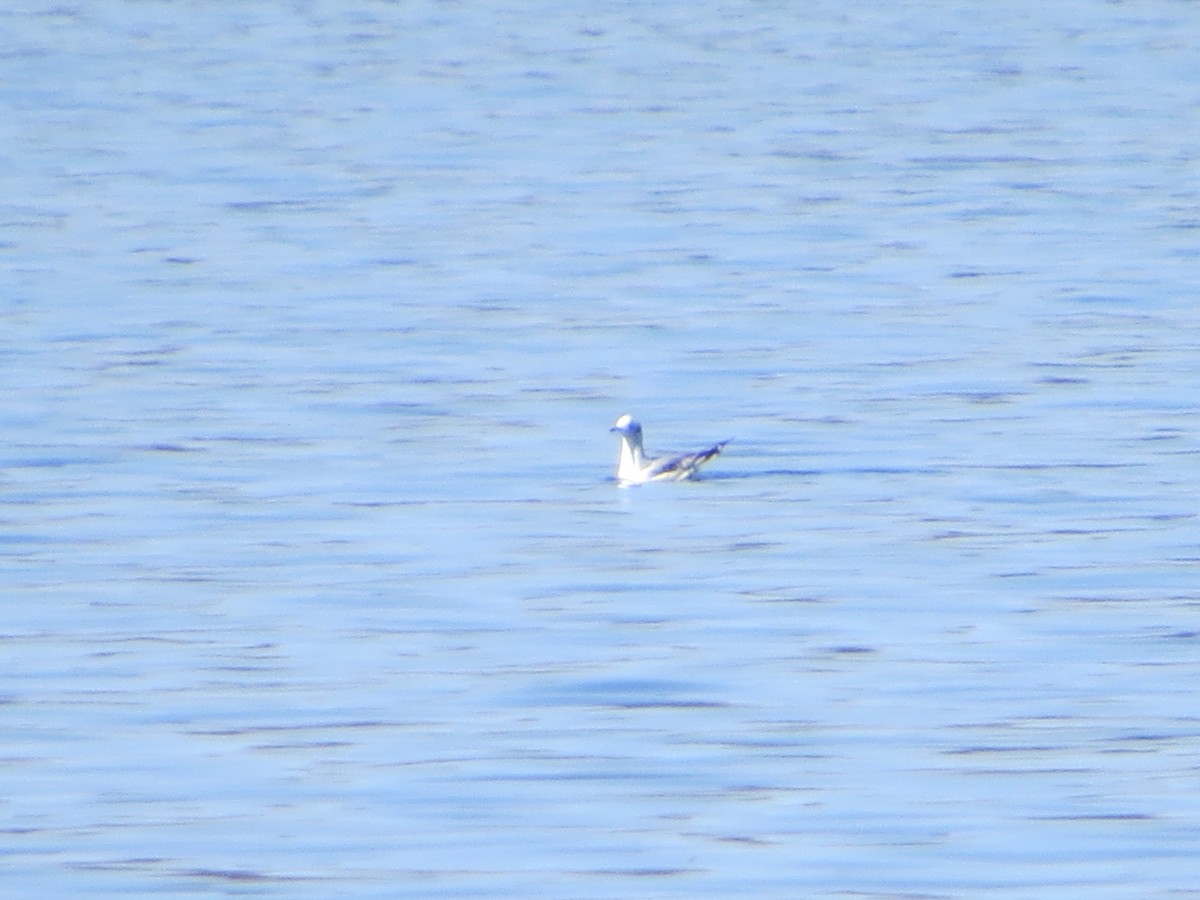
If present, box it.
[609,413,728,485]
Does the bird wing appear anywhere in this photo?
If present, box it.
[645,440,729,480]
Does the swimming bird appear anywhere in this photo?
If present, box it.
[609,413,728,485]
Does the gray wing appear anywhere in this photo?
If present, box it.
[646,440,729,480]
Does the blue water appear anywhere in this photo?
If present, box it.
[3,2,1199,897]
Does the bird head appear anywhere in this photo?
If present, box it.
[610,413,641,437]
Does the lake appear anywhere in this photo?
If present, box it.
[3,1,1199,897]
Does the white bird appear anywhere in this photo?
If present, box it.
[609,413,728,485]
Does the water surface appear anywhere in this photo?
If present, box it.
[3,2,1199,897]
